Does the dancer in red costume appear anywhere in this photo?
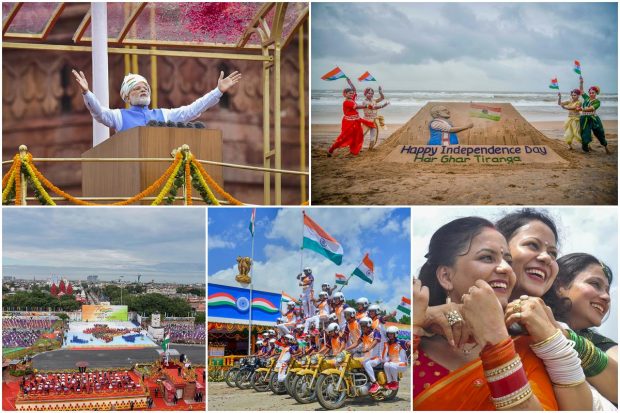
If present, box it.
[328,78,376,156]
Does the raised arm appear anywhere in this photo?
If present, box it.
[165,71,241,123]
[375,86,385,103]
[346,77,356,93]
[579,76,584,94]
[73,69,121,130]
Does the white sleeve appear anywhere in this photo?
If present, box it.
[430,119,451,132]
[82,91,122,131]
[164,87,223,123]
[590,383,617,411]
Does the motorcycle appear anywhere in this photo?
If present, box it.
[291,354,336,404]
[235,356,260,389]
[315,350,400,410]
[285,355,311,397]
[224,357,245,388]
[251,357,276,392]
[269,356,302,395]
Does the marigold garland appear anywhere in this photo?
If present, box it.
[185,156,192,205]
[2,155,18,187]
[151,156,184,205]
[23,161,56,205]
[191,159,243,205]
[190,162,220,205]
[2,168,16,204]
[14,157,22,205]
[25,153,183,206]
[3,149,249,206]
[114,152,182,206]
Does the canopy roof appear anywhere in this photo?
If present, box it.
[2,2,308,50]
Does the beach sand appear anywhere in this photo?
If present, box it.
[311,120,617,205]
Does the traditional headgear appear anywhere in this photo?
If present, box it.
[571,89,581,95]
[589,86,601,95]
[120,73,150,102]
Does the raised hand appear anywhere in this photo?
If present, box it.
[217,71,242,93]
[504,296,558,343]
[72,69,89,94]
[461,280,509,348]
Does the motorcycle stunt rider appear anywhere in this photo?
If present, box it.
[346,316,382,394]
[355,297,370,320]
[302,290,331,336]
[342,307,361,346]
[330,292,348,328]
[381,326,408,391]
[276,334,299,383]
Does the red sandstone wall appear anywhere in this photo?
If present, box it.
[2,3,308,205]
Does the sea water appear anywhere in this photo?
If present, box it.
[311,90,618,124]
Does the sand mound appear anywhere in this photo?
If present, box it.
[392,102,549,146]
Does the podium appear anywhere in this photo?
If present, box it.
[82,127,222,203]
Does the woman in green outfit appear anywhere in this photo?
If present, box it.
[579,76,611,154]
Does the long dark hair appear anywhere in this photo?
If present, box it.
[495,208,559,244]
[543,253,614,323]
[418,217,496,306]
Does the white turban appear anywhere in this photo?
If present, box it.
[120,73,150,102]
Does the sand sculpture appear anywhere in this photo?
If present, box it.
[384,102,567,165]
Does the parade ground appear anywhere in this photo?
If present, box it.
[32,344,206,370]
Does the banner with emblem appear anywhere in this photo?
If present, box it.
[208,283,280,324]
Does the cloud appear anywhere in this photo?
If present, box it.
[312,3,618,92]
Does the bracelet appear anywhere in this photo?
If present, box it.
[530,328,585,386]
[552,378,586,388]
[567,329,609,377]
[493,385,533,410]
[530,329,562,349]
[481,338,516,370]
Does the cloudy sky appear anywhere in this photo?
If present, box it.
[312,2,618,92]
[2,209,206,284]
[208,208,411,315]
[412,206,618,341]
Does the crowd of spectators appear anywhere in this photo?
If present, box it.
[167,323,205,344]
[2,317,57,348]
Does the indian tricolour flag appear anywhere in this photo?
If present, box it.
[161,333,170,351]
[321,66,347,81]
[358,71,376,82]
[397,296,411,316]
[302,212,343,265]
[573,60,581,75]
[469,103,502,121]
[281,291,299,304]
[249,208,256,236]
[352,253,374,284]
[335,273,347,286]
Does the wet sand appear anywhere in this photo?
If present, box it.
[311,121,617,205]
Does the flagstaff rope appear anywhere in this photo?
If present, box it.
[2,145,245,206]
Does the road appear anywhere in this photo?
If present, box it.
[32,344,205,370]
[208,368,411,411]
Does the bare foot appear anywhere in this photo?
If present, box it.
[604,146,612,155]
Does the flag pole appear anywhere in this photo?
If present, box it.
[300,210,305,274]
[338,273,355,292]
[247,210,256,356]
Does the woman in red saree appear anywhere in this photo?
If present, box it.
[328,77,376,156]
